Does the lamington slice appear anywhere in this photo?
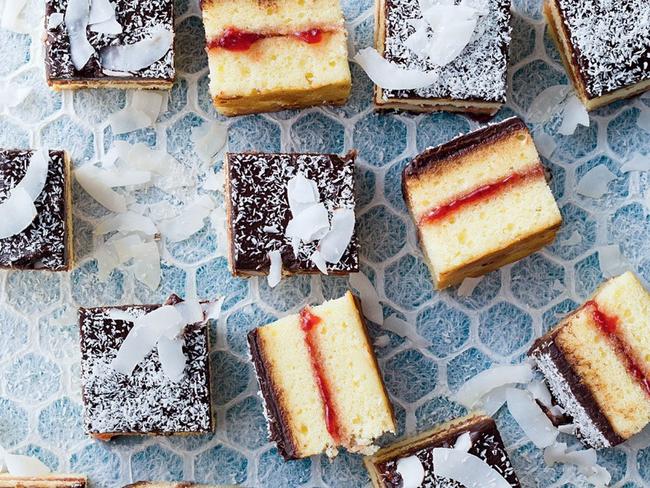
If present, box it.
[402,117,562,290]
[248,291,396,459]
[364,414,520,487]
[45,0,175,90]
[375,0,512,115]
[225,151,358,279]
[544,0,650,111]
[79,295,213,439]
[0,474,87,488]
[529,271,650,449]
[0,149,73,271]
[201,0,352,116]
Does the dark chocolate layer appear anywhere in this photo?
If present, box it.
[247,328,298,460]
[45,0,174,83]
[529,336,625,447]
[79,295,212,436]
[381,0,512,103]
[0,149,69,271]
[226,151,358,276]
[372,416,520,487]
[553,0,650,98]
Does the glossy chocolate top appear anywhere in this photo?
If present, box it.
[79,296,212,436]
[0,149,69,271]
[226,151,359,275]
[45,0,174,82]
[372,416,520,487]
[381,0,512,102]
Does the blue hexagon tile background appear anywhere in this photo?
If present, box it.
[0,0,649,487]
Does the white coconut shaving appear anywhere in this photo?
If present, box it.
[457,276,482,297]
[315,208,356,264]
[0,81,31,109]
[65,0,95,70]
[353,47,439,90]
[157,335,186,383]
[430,448,511,488]
[88,0,122,35]
[598,244,629,278]
[287,173,320,215]
[382,314,431,348]
[202,170,225,192]
[479,385,509,416]
[506,388,558,449]
[535,132,558,159]
[1,0,30,33]
[453,432,473,452]
[0,151,50,239]
[576,165,617,198]
[527,85,571,123]
[544,442,611,487]
[349,272,384,324]
[621,152,650,173]
[453,363,534,409]
[2,453,50,477]
[157,195,215,242]
[128,240,161,290]
[267,250,282,288]
[94,212,158,236]
[395,455,425,488]
[373,335,391,348]
[310,249,328,275]
[558,95,590,136]
[108,91,166,135]
[202,296,225,321]
[191,122,228,163]
[100,24,173,73]
[285,203,330,243]
[75,165,127,212]
[528,380,553,408]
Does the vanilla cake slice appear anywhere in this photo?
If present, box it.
[529,272,650,448]
[248,291,396,459]
[200,0,352,116]
[402,117,562,290]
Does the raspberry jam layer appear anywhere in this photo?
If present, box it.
[300,307,341,442]
[209,27,325,51]
[586,300,650,397]
[420,165,545,225]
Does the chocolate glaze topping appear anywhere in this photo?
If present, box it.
[382,0,512,103]
[373,416,520,487]
[45,0,174,83]
[0,149,69,271]
[79,295,212,436]
[226,151,359,276]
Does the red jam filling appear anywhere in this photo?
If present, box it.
[585,300,650,397]
[209,27,325,51]
[420,165,545,225]
[300,307,341,442]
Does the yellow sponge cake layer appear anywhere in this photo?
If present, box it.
[201,0,344,37]
[403,117,562,289]
[248,291,395,459]
[207,32,351,116]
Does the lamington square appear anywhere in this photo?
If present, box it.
[45,0,175,90]
[247,291,396,459]
[200,0,352,116]
[402,117,562,290]
[544,0,650,111]
[375,0,512,115]
[79,295,213,439]
[529,271,650,449]
[0,149,73,271]
[0,475,87,488]
[364,414,520,487]
[225,151,359,278]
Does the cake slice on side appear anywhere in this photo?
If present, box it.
[529,271,650,448]
[0,474,87,488]
[544,0,650,111]
[248,291,396,459]
[402,117,562,290]
[201,0,351,116]
[364,414,521,487]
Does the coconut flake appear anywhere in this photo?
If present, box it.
[527,85,571,123]
[191,122,228,163]
[454,432,472,452]
[317,208,355,264]
[535,132,558,159]
[558,95,590,135]
[202,170,224,192]
[65,0,95,70]
[263,225,280,234]
[100,24,173,72]
[506,388,558,449]
[382,314,431,348]
[374,335,391,348]
[267,250,282,288]
[480,385,509,416]
[129,241,161,290]
[3,453,50,477]
[457,276,482,297]
[598,244,628,278]
[544,442,611,487]
[354,48,439,90]
[94,212,158,236]
[621,152,650,173]
[1,0,30,33]
[576,165,617,198]
[528,380,553,408]
[75,165,127,212]
[310,249,328,275]
[158,195,215,242]
[431,448,511,488]
[287,173,320,216]
[108,91,166,135]
[202,297,225,321]
[285,203,330,243]
[349,272,384,324]
[19,151,50,201]
[157,336,186,382]
[0,81,31,109]
[0,188,36,239]
[453,364,534,409]
[395,455,425,488]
